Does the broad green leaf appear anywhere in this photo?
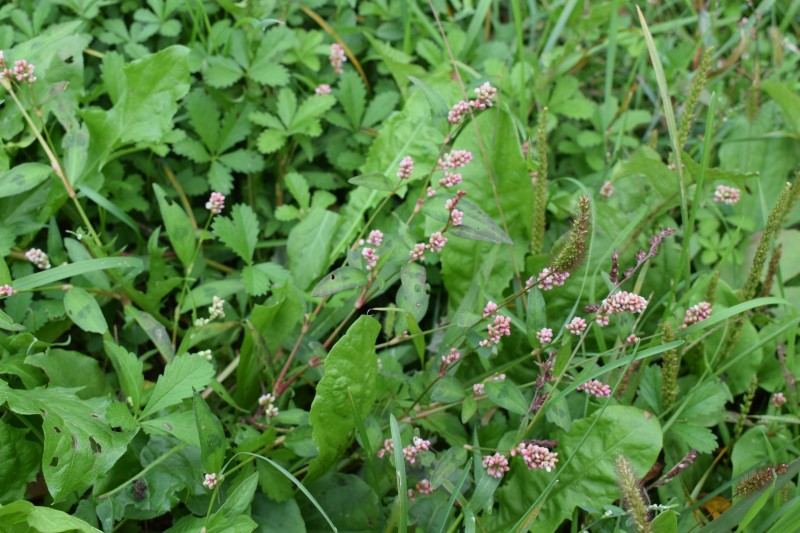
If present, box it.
[652,510,678,533]
[256,130,287,153]
[193,393,226,474]
[247,285,304,355]
[141,354,215,418]
[140,411,200,447]
[431,376,465,403]
[362,91,400,128]
[210,472,259,527]
[0,421,42,503]
[251,494,306,533]
[762,80,800,134]
[242,265,271,296]
[64,286,108,334]
[0,500,102,532]
[308,316,381,480]
[287,208,341,290]
[423,196,512,245]
[526,287,547,344]
[11,257,143,291]
[213,203,260,265]
[348,172,396,191]
[204,55,243,88]
[484,380,529,415]
[153,184,196,269]
[0,163,52,198]
[396,263,429,323]
[0,382,134,502]
[26,349,111,399]
[311,267,368,297]
[302,474,381,533]
[495,406,662,532]
[104,340,144,411]
[125,305,175,363]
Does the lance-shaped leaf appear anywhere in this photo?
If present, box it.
[311,267,368,297]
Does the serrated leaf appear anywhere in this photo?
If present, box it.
[153,184,196,268]
[363,91,400,128]
[205,55,243,88]
[209,160,234,193]
[257,130,287,153]
[219,149,264,173]
[249,61,290,87]
[193,393,226,473]
[276,88,297,127]
[141,354,215,418]
[284,172,310,209]
[213,203,260,265]
[104,340,144,411]
[242,265,271,296]
[290,94,336,135]
[311,266,367,297]
[336,71,367,130]
[308,316,381,480]
[64,286,108,334]
[173,137,211,163]
[0,383,134,502]
[287,208,340,290]
[484,380,529,415]
[274,205,300,221]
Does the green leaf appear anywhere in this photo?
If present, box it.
[0,382,135,502]
[141,354,215,418]
[651,510,678,533]
[424,196,513,245]
[153,184,196,269]
[287,208,341,290]
[311,267,368,297]
[103,341,143,411]
[11,257,143,291]
[290,94,336,135]
[484,380,529,415]
[64,286,108,334]
[762,80,800,134]
[0,421,42,503]
[26,349,111,399]
[275,205,301,221]
[0,500,102,532]
[303,473,381,533]
[204,55,243,88]
[431,376,465,403]
[284,172,310,209]
[209,472,259,527]
[396,263,429,323]
[248,285,304,355]
[0,163,52,198]
[336,71,367,130]
[140,411,200,447]
[348,172,396,191]
[308,316,381,481]
[241,265,271,296]
[256,129,287,154]
[125,305,175,363]
[193,393,226,474]
[496,406,662,532]
[363,91,400,128]
[251,495,306,533]
[213,203,260,265]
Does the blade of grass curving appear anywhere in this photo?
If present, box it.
[542,0,579,55]
[11,257,144,291]
[637,6,689,258]
[464,0,492,58]
[672,93,717,306]
[389,414,408,533]
[79,185,141,235]
[232,452,338,532]
[436,457,473,533]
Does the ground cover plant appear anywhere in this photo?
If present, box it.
[0,0,799,531]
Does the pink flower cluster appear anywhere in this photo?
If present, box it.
[473,383,485,395]
[0,285,14,297]
[403,436,431,464]
[595,291,648,326]
[0,53,37,84]
[407,479,433,501]
[409,243,426,262]
[482,453,510,479]
[511,443,558,472]
[528,268,569,291]
[203,473,219,490]
[625,334,640,345]
[682,301,711,328]
[439,172,462,188]
[772,392,787,408]
[565,316,587,335]
[329,43,346,74]
[437,150,473,170]
[600,181,614,198]
[714,185,740,205]
[441,348,461,367]
[205,192,225,215]
[482,301,498,317]
[577,379,611,398]
[428,231,447,253]
[25,248,51,270]
[376,438,394,458]
[367,229,383,246]
[447,100,472,125]
[536,327,553,345]
[362,247,378,270]
[450,209,463,226]
[446,83,497,124]
[315,84,331,95]
[480,315,511,347]
[397,156,414,179]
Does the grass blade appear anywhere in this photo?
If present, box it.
[389,414,408,533]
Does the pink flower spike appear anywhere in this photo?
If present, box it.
[397,156,414,179]
[441,348,461,367]
[203,473,219,490]
[473,82,497,109]
[410,243,427,262]
[772,392,787,408]
[25,248,51,270]
[486,315,511,344]
[437,150,473,170]
[625,334,640,345]
[536,327,553,345]
[577,379,611,398]
[450,209,463,226]
[483,301,498,318]
[714,185,740,205]
[376,438,394,458]
[600,181,614,198]
[438,172,462,188]
[473,383,485,395]
[362,247,379,270]
[482,453,510,479]
[0,284,14,297]
[428,232,448,253]
[315,83,331,95]
[448,99,472,125]
[329,43,347,74]
[367,229,383,247]
[205,192,225,215]
[565,316,587,335]
[682,301,712,328]
[513,442,558,472]
[427,187,436,197]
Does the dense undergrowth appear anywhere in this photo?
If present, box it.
[1,1,799,531]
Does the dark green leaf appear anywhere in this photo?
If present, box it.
[0,163,51,198]
[141,354,215,418]
[193,393,226,474]
[311,267,367,297]
[64,286,108,334]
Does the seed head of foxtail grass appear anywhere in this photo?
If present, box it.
[736,464,788,497]
[549,195,591,275]
[615,455,652,533]
[530,108,549,254]
[760,244,782,297]
[678,47,713,149]
[733,375,758,443]
[660,322,679,411]
[705,271,719,305]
